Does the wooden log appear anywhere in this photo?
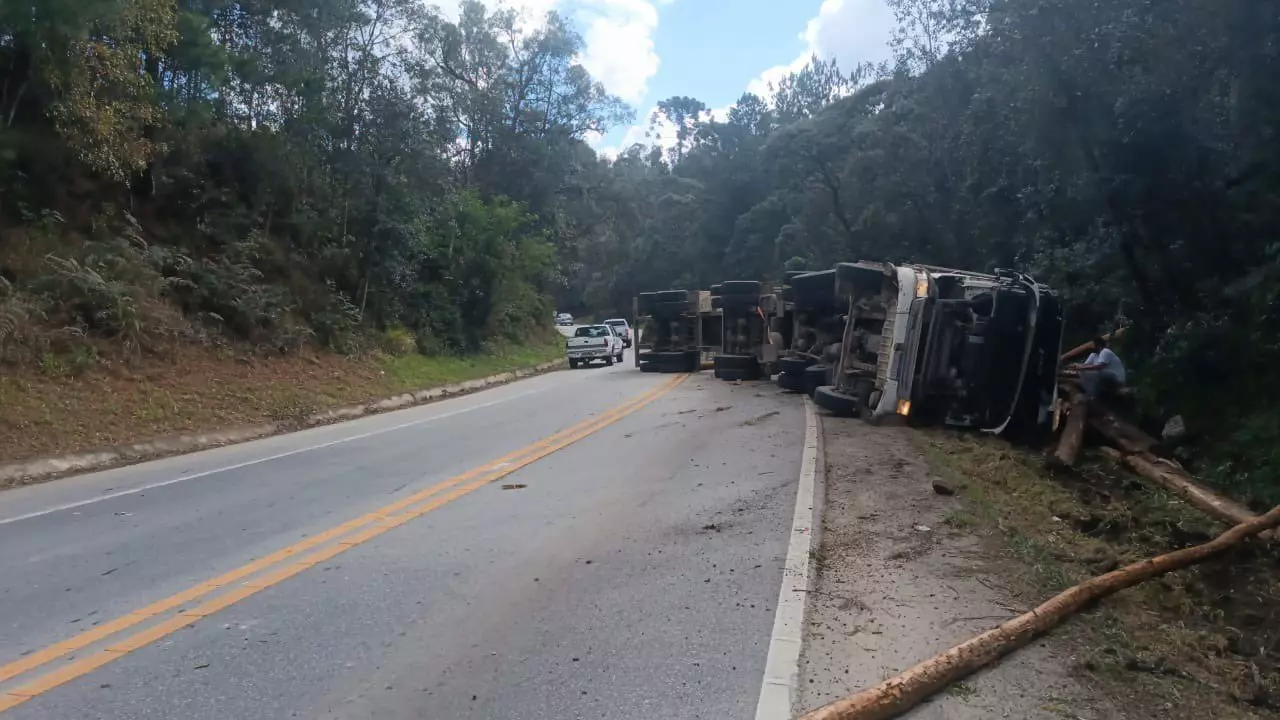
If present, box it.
[1059,327,1128,364]
[1098,447,1257,528]
[1087,403,1158,456]
[798,505,1280,720]
[1051,391,1088,467]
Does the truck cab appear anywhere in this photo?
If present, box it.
[815,261,1063,438]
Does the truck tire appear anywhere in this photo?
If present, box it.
[790,270,838,309]
[779,356,815,377]
[569,359,579,369]
[814,385,858,417]
[718,293,759,311]
[604,354,614,366]
[721,280,762,295]
[653,300,689,317]
[777,371,805,393]
[684,350,701,373]
[803,364,831,397]
[715,367,753,381]
[714,354,756,371]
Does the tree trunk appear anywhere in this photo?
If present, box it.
[1098,447,1260,530]
[798,505,1280,720]
[1086,403,1158,456]
[1051,391,1088,467]
[1080,397,1262,533]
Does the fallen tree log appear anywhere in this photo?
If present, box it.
[1097,447,1259,530]
[1087,403,1158,456]
[1051,391,1088,467]
[1067,390,1261,530]
[797,505,1280,720]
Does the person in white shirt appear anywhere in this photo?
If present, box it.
[1074,336,1127,399]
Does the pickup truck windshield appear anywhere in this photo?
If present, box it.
[574,326,610,338]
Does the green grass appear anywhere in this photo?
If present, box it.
[377,339,563,393]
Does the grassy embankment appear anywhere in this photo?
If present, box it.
[918,431,1280,719]
[0,339,563,465]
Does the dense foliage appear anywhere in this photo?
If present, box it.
[1,0,624,356]
[569,0,1280,502]
[3,0,1279,500]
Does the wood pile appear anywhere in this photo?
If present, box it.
[1051,382,1262,532]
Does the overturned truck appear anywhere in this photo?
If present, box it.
[813,262,1063,438]
[634,290,722,373]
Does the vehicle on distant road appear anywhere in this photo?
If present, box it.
[556,312,574,326]
[603,318,632,348]
[566,324,624,368]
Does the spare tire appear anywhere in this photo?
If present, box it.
[721,280,762,295]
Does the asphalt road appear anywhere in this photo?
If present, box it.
[0,358,805,719]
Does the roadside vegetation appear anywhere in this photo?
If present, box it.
[919,430,1280,719]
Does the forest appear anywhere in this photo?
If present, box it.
[2,0,1279,501]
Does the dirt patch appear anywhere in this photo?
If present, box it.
[916,430,1280,720]
[799,417,1113,718]
[0,342,561,467]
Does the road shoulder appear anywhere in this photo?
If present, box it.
[797,417,1111,718]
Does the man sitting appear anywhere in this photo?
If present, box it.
[1074,336,1127,399]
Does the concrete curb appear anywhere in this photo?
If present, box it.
[754,397,826,720]
[0,358,567,488]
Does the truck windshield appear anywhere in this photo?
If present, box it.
[574,327,609,338]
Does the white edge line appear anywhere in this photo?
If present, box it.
[0,386,549,527]
[755,397,823,720]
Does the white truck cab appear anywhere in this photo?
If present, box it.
[816,261,1063,439]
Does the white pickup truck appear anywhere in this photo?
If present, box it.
[566,325,624,368]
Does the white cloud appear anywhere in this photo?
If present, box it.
[432,0,665,106]
[575,0,664,104]
[747,0,894,100]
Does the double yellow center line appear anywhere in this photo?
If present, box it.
[0,373,687,712]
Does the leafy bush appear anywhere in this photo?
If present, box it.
[382,325,417,356]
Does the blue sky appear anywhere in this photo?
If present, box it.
[441,0,898,153]
[645,0,821,111]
